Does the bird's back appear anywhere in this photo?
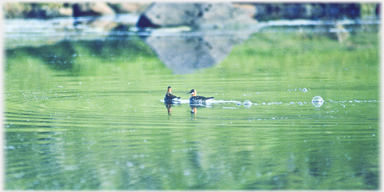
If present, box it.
[165,93,180,103]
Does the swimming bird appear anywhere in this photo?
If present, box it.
[189,89,214,104]
[164,86,180,104]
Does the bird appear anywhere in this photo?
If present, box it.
[164,86,180,104]
[189,89,214,104]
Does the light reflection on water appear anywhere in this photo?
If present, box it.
[4,15,379,190]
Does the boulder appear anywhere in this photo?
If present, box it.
[58,7,73,17]
[72,2,114,17]
[3,3,32,18]
[233,3,257,18]
[4,3,73,19]
[107,3,150,14]
[136,2,257,29]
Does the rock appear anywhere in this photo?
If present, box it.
[4,3,72,19]
[197,3,257,29]
[3,3,32,18]
[233,3,257,18]
[28,5,72,18]
[107,3,150,14]
[72,2,115,17]
[58,7,73,17]
[136,2,257,29]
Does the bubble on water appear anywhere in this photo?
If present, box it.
[243,100,252,107]
[302,88,308,92]
[312,96,324,107]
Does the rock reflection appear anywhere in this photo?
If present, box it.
[141,29,256,74]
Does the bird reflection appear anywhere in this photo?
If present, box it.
[190,106,197,121]
[189,103,212,120]
[190,106,197,114]
[166,104,173,115]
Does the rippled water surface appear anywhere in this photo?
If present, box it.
[4,16,379,189]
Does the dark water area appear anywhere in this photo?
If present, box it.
[4,15,380,190]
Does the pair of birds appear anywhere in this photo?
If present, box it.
[164,86,214,104]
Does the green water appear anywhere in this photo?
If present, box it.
[4,26,379,189]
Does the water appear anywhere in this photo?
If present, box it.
[4,15,379,190]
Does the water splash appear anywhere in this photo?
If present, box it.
[160,97,379,108]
